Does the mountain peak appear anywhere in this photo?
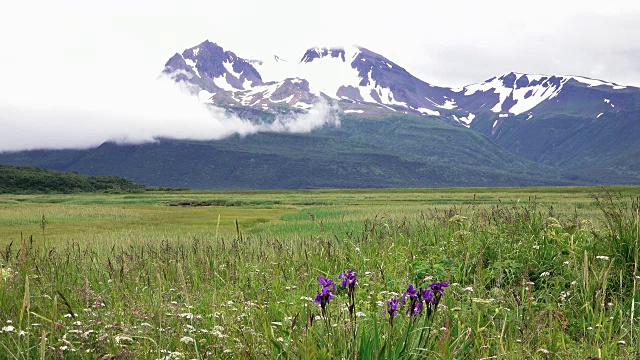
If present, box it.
[299,46,361,63]
[162,40,637,126]
[300,47,342,63]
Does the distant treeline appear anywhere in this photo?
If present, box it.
[0,164,146,194]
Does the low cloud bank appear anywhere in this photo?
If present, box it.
[0,75,340,153]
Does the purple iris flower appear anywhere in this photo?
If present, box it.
[318,276,336,292]
[429,282,449,295]
[429,281,449,311]
[412,301,423,315]
[403,284,422,317]
[339,270,357,289]
[402,284,419,302]
[421,288,433,302]
[314,286,334,305]
[383,297,400,327]
[314,285,334,317]
[384,297,400,316]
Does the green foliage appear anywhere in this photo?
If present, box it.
[0,188,639,358]
[0,165,146,194]
[0,114,604,189]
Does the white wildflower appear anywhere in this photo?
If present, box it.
[2,325,15,332]
[179,313,193,319]
[596,255,610,261]
[356,312,367,317]
[462,286,474,292]
[540,272,550,277]
[271,322,282,326]
[114,335,133,344]
[180,336,195,344]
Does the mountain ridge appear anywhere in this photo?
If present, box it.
[163,40,639,131]
[0,39,638,189]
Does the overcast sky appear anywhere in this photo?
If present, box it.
[1,0,639,151]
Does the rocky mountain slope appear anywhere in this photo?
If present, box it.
[0,40,638,189]
[163,40,640,130]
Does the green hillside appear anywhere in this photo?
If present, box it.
[0,164,145,194]
[0,115,593,189]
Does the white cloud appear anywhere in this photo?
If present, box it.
[0,73,339,152]
[0,0,639,152]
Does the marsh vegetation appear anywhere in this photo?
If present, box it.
[0,186,639,358]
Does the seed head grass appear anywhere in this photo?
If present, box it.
[0,187,639,358]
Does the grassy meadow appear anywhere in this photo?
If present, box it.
[1,186,640,358]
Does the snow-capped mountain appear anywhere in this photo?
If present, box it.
[452,72,636,122]
[2,41,639,190]
[163,40,456,118]
[163,40,639,129]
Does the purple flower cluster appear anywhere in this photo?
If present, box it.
[383,297,401,327]
[314,276,336,317]
[339,270,357,291]
[310,270,447,327]
[313,271,358,318]
[339,270,358,319]
[384,281,449,325]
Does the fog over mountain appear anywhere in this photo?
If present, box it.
[1,0,639,153]
[0,72,339,152]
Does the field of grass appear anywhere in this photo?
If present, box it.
[1,186,640,358]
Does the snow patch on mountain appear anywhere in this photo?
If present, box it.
[604,98,615,108]
[456,113,475,127]
[416,108,440,116]
[460,73,567,115]
[573,76,626,89]
[184,58,200,78]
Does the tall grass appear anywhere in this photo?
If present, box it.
[0,189,639,358]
